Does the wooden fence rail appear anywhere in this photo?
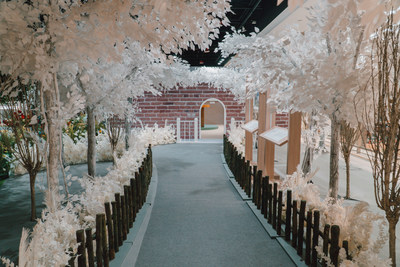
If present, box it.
[223,136,348,267]
[71,145,153,267]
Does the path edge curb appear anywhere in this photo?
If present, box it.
[220,153,306,267]
[110,162,158,267]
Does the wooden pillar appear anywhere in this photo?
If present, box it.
[201,107,205,128]
[264,104,276,177]
[287,112,302,175]
[245,97,254,161]
[257,93,267,174]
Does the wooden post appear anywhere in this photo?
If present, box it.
[287,112,302,175]
[256,170,262,209]
[104,203,115,260]
[272,183,278,229]
[115,194,122,246]
[292,200,298,248]
[257,92,267,174]
[101,214,109,267]
[111,202,119,252]
[268,183,273,224]
[121,195,127,240]
[76,230,86,267]
[264,107,276,177]
[96,214,103,267]
[277,190,283,235]
[252,166,257,203]
[312,211,320,267]
[245,96,254,161]
[306,211,312,264]
[85,228,95,267]
[124,186,131,230]
[264,176,269,219]
[135,172,141,210]
[330,225,340,267]
[297,200,306,257]
[343,240,350,260]
[201,106,205,128]
[261,176,269,216]
[285,190,292,241]
[322,224,331,267]
[247,161,252,197]
[130,179,137,219]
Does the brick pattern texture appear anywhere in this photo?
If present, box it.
[133,84,288,139]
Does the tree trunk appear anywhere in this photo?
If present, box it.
[43,88,60,198]
[302,147,313,175]
[329,114,340,200]
[29,172,37,221]
[125,116,130,151]
[87,105,96,177]
[388,218,398,267]
[345,156,350,199]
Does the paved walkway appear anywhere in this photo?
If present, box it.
[135,143,294,267]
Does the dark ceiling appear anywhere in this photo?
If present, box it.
[179,0,288,67]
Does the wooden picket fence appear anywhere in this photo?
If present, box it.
[70,145,153,267]
[223,136,350,267]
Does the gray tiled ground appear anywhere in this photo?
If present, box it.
[135,143,294,267]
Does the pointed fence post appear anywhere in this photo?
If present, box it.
[285,190,292,241]
[76,230,86,267]
[177,118,181,143]
[85,228,95,267]
[194,118,198,142]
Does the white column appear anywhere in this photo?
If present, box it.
[194,118,198,142]
[177,118,181,143]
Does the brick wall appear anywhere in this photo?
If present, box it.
[275,113,289,128]
[133,84,244,139]
[133,83,288,139]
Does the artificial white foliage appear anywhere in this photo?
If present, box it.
[227,121,245,156]
[1,126,175,266]
[280,167,390,266]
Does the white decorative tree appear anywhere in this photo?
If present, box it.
[0,0,232,203]
[219,0,371,201]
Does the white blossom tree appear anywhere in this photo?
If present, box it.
[0,0,232,203]
[219,0,370,201]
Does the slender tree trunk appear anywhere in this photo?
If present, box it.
[43,88,60,197]
[112,149,118,167]
[345,156,350,199]
[388,218,398,267]
[125,116,130,151]
[87,105,96,177]
[329,114,340,200]
[302,147,313,175]
[29,172,37,221]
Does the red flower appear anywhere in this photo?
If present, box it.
[21,115,25,119]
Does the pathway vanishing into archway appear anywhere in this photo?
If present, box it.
[134,143,295,267]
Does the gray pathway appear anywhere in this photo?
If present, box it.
[135,143,295,267]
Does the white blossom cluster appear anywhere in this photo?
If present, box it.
[227,121,245,156]
[280,168,391,267]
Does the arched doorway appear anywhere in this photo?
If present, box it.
[199,98,226,139]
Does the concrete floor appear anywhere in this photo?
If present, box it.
[200,124,224,139]
[0,161,112,264]
[135,143,295,267]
